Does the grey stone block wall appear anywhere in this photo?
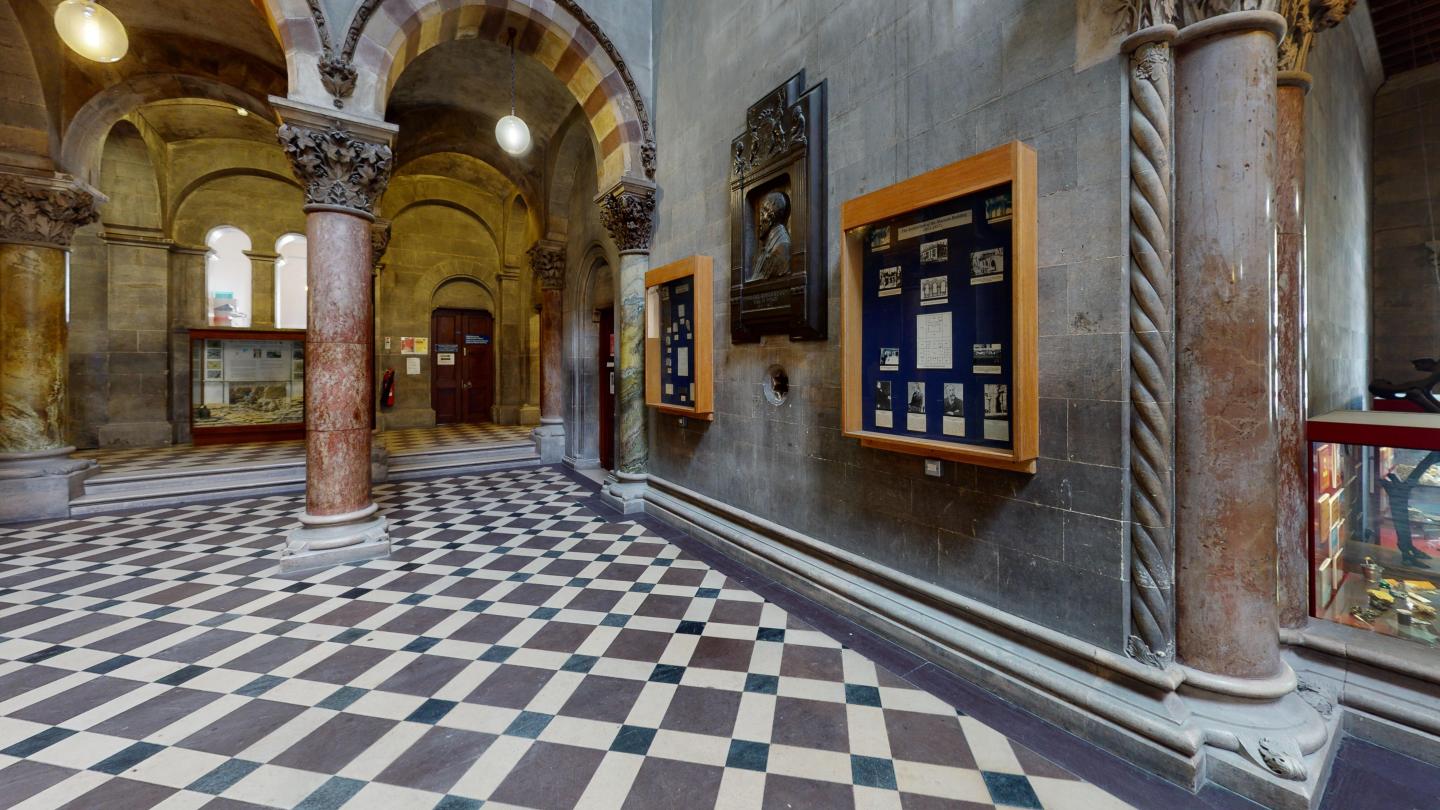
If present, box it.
[1371,60,1440,388]
[1306,8,1381,416]
[648,0,1130,650]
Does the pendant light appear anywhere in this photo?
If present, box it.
[495,29,531,156]
[54,0,128,63]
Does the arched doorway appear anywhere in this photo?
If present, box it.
[566,249,614,470]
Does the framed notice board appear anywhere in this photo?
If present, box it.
[840,142,1038,472]
[645,255,715,420]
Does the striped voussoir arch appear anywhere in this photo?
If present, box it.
[353,0,649,190]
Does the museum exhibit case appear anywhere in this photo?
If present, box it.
[644,255,714,420]
[838,142,1038,473]
[1308,410,1440,648]
[189,328,306,445]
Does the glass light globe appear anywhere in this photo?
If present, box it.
[54,0,128,63]
[495,115,531,156]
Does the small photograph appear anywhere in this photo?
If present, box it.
[971,247,1005,285]
[205,359,223,372]
[920,275,948,306]
[920,238,949,264]
[291,359,304,376]
[205,347,223,360]
[907,381,927,432]
[879,346,900,370]
[869,225,891,251]
[875,380,894,429]
[252,348,263,358]
[972,343,1002,374]
[264,349,283,360]
[943,382,965,437]
[292,348,303,360]
[204,369,223,380]
[678,304,687,318]
[984,383,1010,442]
[986,191,1013,223]
[878,266,902,297]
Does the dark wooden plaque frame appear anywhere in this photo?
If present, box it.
[729,71,827,342]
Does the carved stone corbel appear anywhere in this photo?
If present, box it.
[0,171,102,250]
[596,178,657,255]
[528,240,567,290]
[370,218,391,273]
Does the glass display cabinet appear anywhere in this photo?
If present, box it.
[189,328,306,445]
[1308,410,1440,648]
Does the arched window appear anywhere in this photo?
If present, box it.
[205,226,252,327]
[274,233,308,329]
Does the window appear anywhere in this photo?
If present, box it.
[205,226,252,327]
[274,233,307,329]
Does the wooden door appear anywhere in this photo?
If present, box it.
[598,306,615,470]
[431,308,494,424]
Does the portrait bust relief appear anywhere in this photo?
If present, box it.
[749,190,792,282]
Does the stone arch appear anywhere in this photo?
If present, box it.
[345,0,652,190]
[171,168,303,231]
[545,110,594,240]
[256,0,329,104]
[415,262,504,410]
[61,76,274,185]
[432,275,495,312]
[389,198,499,248]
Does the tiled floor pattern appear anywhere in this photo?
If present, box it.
[0,467,1130,810]
[76,423,536,477]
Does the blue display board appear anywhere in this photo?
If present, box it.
[657,277,696,407]
[860,183,1015,450]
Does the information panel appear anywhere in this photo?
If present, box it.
[644,255,715,420]
[656,277,697,407]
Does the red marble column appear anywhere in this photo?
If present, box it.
[1275,73,1311,629]
[275,104,396,572]
[1173,12,1286,680]
[528,240,566,462]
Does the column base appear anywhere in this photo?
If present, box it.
[491,405,522,425]
[519,404,540,424]
[532,422,565,463]
[0,448,95,523]
[601,471,647,514]
[281,514,389,574]
[98,421,174,448]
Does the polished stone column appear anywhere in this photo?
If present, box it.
[0,170,100,522]
[275,99,396,572]
[529,240,566,462]
[597,177,656,514]
[1173,11,1287,681]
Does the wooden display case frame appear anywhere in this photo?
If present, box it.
[189,327,307,445]
[839,141,1038,472]
[645,255,715,420]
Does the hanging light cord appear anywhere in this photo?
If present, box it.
[508,29,517,117]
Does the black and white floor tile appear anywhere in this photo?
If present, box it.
[0,467,1131,809]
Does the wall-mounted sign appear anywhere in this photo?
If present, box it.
[406,357,421,375]
[437,352,455,366]
[399,337,430,354]
[434,343,458,353]
[465,334,489,345]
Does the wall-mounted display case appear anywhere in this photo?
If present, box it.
[190,328,306,445]
[645,255,714,420]
[839,142,1038,472]
[1308,410,1440,648]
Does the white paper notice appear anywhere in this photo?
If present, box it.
[916,312,953,370]
[677,347,690,377]
[437,352,455,366]
[876,410,893,428]
[406,357,421,375]
[984,418,1010,442]
[898,211,972,241]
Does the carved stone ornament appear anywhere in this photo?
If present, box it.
[1179,0,1275,26]
[1113,0,1178,35]
[0,174,100,249]
[729,71,827,343]
[598,183,656,254]
[370,219,392,269]
[528,242,567,290]
[278,121,394,216]
[1277,0,1355,71]
[1256,737,1307,781]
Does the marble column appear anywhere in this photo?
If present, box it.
[275,99,396,573]
[529,240,566,462]
[1173,12,1287,680]
[597,177,656,514]
[1275,71,1311,629]
[0,170,101,522]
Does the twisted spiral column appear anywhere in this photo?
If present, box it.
[1123,26,1178,666]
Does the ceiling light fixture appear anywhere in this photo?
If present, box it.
[54,0,128,63]
[494,28,531,157]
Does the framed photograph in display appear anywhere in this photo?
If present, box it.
[839,141,1038,472]
[645,255,715,420]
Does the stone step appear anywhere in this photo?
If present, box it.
[387,444,541,481]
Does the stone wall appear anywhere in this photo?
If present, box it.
[648,0,1129,649]
[1306,7,1382,416]
[1372,61,1440,386]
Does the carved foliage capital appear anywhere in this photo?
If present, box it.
[1278,0,1355,71]
[1113,0,1178,34]
[370,219,391,270]
[598,183,656,254]
[1179,0,1275,27]
[278,121,393,216]
[528,242,567,290]
[0,174,100,249]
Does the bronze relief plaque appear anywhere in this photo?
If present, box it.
[730,71,827,342]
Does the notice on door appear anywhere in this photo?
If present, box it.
[436,352,455,366]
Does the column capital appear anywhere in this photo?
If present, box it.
[370,218,391,273]
[528,239,567,290]
[0,170,102,250]
[1277,0,1354,72]
[272,97,397,219]
[596,176,657,255]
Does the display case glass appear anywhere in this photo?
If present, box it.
[645,255,715,420]
[189,328,306,444]
[1309,411,1440,648]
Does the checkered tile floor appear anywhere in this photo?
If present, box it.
[76,423,535,477]
[0,468,1130,809]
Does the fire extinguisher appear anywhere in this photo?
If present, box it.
[380,368,396,408]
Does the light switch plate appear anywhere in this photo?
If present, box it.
[924,459,942,477]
